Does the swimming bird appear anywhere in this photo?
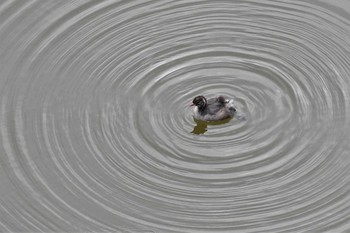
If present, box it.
[191,95,236,121]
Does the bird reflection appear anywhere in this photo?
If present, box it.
[191,117,232,135]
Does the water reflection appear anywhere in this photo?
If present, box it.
[191,117,233,134]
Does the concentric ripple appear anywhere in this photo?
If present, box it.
[1,0,350,232]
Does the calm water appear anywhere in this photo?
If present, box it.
[1,0,350,232]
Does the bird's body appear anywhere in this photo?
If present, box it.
[191,95,236,121]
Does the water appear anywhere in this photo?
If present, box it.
[1,0,350,232]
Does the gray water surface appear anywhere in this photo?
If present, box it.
[1,0,350,232]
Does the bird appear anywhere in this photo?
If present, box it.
[190,95,236,121]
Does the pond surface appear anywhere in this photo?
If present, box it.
[1,0,350,232]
